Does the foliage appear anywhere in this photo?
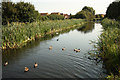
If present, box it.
[2,2,18,25]
[97,28,120,79]
[2,19,85,49]
[82,6,95,15]
[47,14,64,20]
[2,2,40,25]
[97,18,120,79]
[15,2,39,22]
[101,18,120,29]
[39,16,49,21]
[74,6,95,21]
[106,1,120,20]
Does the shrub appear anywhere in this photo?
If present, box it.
[47,14,64,20]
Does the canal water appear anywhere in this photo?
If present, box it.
[2,22,107,78]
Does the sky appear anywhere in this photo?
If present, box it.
[11,0,116,15]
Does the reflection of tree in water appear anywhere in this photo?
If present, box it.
[77,22,95,34]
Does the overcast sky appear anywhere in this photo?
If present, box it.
[11,0,116,15]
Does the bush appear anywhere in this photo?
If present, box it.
[101,18,120,29]
[39,16,49,21]
[47,14,64,20]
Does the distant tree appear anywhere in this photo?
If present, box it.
[74,6,95,20]
[82,6,95,15]
[106,1,120,20]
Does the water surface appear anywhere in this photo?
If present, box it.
[2,22,107,78]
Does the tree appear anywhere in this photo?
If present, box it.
[2,2,18,25]
[106,1,120,20]
[82,6,95,15]
[2,1,40,25]
[74,6,95,20]
[15,2,39,23]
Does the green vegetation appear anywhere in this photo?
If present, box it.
[47,14,64,20]
[96,18,120,80]
[2,19,86,49]
[2,2,64,25]
[106,1,120,20]
[94,1,120,79]
[39,16,49,21]
[74,6,95,21]
[101,18,120,29]
[2,2,40,25]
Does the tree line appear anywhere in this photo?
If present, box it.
[2,2,65,25]
[2,1,96,25]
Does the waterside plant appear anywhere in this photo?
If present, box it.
[2,19,86,50]
[97,18,120,80]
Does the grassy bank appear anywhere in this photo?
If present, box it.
[97,18,120,79]
[2,19,86,50]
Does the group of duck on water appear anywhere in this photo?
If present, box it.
[49,45,80,52]
[49,38,81,52]
[4,61,38,72]
[4,37,81,72]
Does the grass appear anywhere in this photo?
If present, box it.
[96,18,120,80]
[2,19,86,49]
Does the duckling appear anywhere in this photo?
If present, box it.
[4,61,8,66]
[49,46,53,50]
[62,47,65,51]
[76,49,80,52]
[34,62,38,68]
[24,67,29,72]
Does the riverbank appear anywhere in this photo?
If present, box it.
[97,18,120,79]
[2,19,86,50]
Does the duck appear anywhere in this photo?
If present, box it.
[4,61,8,66]
[76,49,80,52]
[57,39,59,41]
[24,67,29,72]
[49,46,53,50]
[34,62,38,68]
[56,32,59,34]
[62,47,65,51]
[74,48,78,51]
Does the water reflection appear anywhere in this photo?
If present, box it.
[77,22,94,34]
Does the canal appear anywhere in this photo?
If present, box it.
[2,22,107,78]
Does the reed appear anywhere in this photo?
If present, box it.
[2,19,86,49]
[97,18,120,79]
